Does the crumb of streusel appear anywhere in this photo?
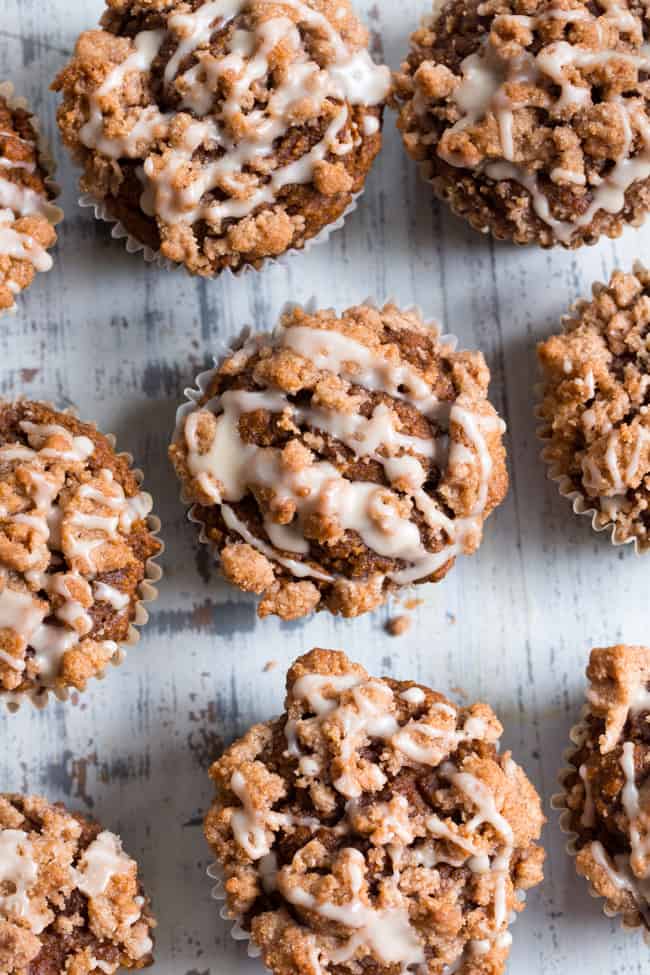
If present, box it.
[394,0,650,248]
[0,400,160,700]
[170,301,508,621]
[558,645,650,933]
[537,266,650,549]
[0,793,155,973]
[386,613,411,636]
[205,648,545,975]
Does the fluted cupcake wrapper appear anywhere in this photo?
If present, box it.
[207,862,265,963]
[1,403,164,712]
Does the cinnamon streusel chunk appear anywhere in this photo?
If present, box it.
[557,645,650,936]
[52,0,390,276]
[0,87,60,312]
[0,400,161,703]
[537,265,650,549]
[0,793,155,973]
[394,0,650,248]
[205,648,545,974]
[170,302,508,620]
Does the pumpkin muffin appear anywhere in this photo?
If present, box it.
[0,793,155,973]
[394,0,650,248]
[170,301,508,620]
[52,0,391,275]
[0,399,161,705]
[205,648,545,975]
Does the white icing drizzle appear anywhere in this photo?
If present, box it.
[620,741,650,878]
[591,839,650,923]
[79,0,390,228]
[93,581,130,611]
[0,829,50,933]
[74,830,135,897]
[181,322,502,589]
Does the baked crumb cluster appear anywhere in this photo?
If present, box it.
[205,648,545,975]
[0,400,160,701]
[0,90,60,311]
[537,267,650,549]
[395,0,650,248]
[170,302,508,620]
[53,0,390,276]
[0,794,155,973]
[560,645,650,933]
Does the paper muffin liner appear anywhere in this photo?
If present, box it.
[1,404,164,713]
[551,709,650,945]
[535,265,649,554]
[172,298,461,596]
[78,188,363,278]
[0,81,64,317]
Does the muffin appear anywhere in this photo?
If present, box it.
[0,793,155,973]
[556,644,650,938]
[205,648,545,975]
[170,301,508,620]
[0,83,61,312]
[52,0,391,276]
[0,399,161,705]
[537,266,650,550]
[394,0,650,248]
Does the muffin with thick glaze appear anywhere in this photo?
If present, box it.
[170,301,508,620]
[0,399,161,705]
[205,648,545,975]
[395,0,650,248]
[53,0,391,275]
[0,793,155,973]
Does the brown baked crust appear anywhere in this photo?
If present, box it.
[205,648,545,975]
[0,399,160,700]
[537,266,650,549]
[0,94,58,311]
[561,645,650,932]
[169,302,508,620]
[394,0,650,248]
[0,793,155,974]
[52,0,390,276]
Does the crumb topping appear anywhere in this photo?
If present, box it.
[0,794,155,974]
[562,645,650,931]
[0,93,59,312]
[170,302,508,620]
[0,400,160,699]
[205,648,545,975]
[395,0,650,247]
[53,0,390,275]
[537,265,650,549]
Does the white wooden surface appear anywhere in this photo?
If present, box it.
[1,1,649,972]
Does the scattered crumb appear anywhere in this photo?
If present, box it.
[451,685,469,701]
[403,597,423,611]
[263,660,279,672]
[386,614,411,637]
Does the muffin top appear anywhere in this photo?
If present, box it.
[170,302,508,620]
[0,793,155,974]
[0,90,60,312]
[537,266,650,549]
[205,648,545,975]
[0,400,160,702]
[395,0,650,247]
[560,644,650,932]
[53,0,390,275]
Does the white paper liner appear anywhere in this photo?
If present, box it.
[171,298,461,606]
[551,708,650,946]
[1,403,164,713]
[0,81,64,317]
[78,188,363,277]
[535,261,649,554]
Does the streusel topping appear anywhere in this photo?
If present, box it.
[560,645,650,933]
[395,0,650,247]
[53,0,390,275]
[0,400,160,700]
[0,92,60,312]
[538,266,650,549]
[0,794,155,973]
[205,648,545,975]
[170,302,508,620]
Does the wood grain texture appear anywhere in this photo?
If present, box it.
[1,0,649,972]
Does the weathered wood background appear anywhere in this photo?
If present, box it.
[2,0,650,972]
